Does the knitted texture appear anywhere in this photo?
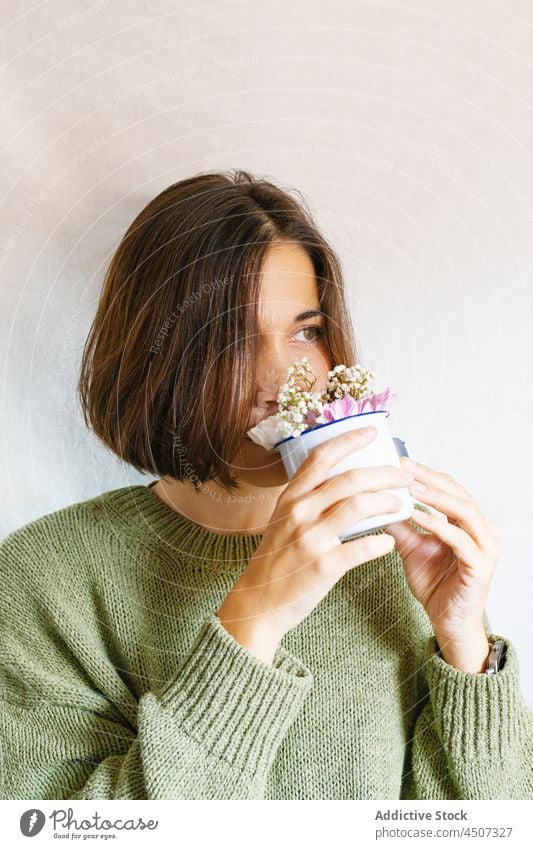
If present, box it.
[0,485,531,800]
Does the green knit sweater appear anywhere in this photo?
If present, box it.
[0,484,531,800]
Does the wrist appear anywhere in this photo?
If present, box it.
[435,629,490,674]
[215,602,281,666]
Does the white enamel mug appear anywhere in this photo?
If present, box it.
[274,410,429,543]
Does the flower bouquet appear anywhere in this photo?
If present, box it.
[247,357,415,541]
[247,358,397,451]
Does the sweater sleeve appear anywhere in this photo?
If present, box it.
[0,612,313,800]
[400,626,533,800]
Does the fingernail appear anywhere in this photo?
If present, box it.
[410,482,426,493]
[401,457,417,468]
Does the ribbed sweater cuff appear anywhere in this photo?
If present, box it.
[425,631,528,763]
[157,613,313,775]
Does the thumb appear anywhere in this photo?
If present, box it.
[383,518,421,558]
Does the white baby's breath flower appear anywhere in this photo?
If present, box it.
[319,362,376,404]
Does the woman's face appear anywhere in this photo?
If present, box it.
[229,242,333,487]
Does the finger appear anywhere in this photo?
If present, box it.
[286,427,377,499]
[385,516,452,588]
[410,507,485,571]
[426,497,500,559]
[302,463,413,521]
[403,462,500,550]
[399,457,472,500]
[382,518,422,559]
[319,490,405,541]
[408,484,488,550]
[328,531,397,575]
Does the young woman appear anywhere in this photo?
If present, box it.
[0,170,531,801]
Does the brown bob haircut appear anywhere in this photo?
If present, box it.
[78,169,360,491]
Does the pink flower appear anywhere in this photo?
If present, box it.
[359,386,398,413]
[319,387,397,423]
[319,394,360,423]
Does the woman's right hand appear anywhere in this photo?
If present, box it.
[216,427,417,664]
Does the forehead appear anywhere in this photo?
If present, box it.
[257,243,320,328]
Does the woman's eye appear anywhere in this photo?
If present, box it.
[294,325,326,343]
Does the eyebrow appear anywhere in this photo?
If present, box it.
[294,309,324,322]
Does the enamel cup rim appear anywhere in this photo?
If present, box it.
[273,409,390,450]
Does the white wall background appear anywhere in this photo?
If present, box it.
[1,0,532,706]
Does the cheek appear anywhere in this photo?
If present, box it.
[229,439,289,487]
[233,439,286,471]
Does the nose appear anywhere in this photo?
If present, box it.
[255,363,284,407]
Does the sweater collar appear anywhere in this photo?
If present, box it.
[100,484,264,573]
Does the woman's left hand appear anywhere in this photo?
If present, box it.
[383,456,502,673]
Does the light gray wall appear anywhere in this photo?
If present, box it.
[1,0,531,706]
